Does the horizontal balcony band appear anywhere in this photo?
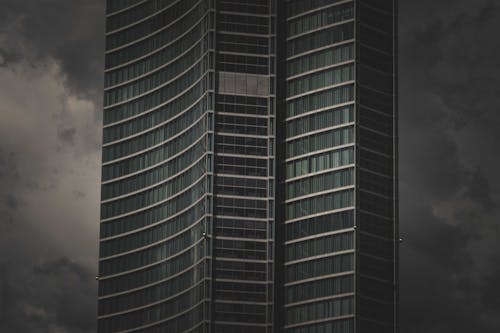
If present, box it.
[285,185,355,204]
[285,292,355,308]
[100,174,205,223]
[101,134,206,185]
[99,257,209,299]
[106,0,182,35]
[286,0,353,22]
[102,114,205,166]
[106,0,202,54]
[285,206,355,225]
[285,250,355,267]
[105,12,210,73]
[100,215,206,261]
[285,270,355,288]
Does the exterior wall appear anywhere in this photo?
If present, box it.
[280,0,398,332]
[355,1,398,332]
[98,1,215,332]
[282,1,357,332]
[97,1,397,332]
[212,1,276,332]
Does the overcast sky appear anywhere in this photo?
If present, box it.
[1,1,499,332]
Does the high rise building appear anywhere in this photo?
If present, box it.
[97,1,398,332]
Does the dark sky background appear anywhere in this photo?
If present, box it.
[0,1,499,332]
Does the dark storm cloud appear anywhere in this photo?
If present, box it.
[399,0,500,332]
[0,1,103,333]
[0,258,96,333]
[0,0,105,103]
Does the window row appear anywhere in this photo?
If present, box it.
[106,0,200,50]
[99,263,204,316]
[287,43,353,77]
[104,72,209,128]
[218,72,270,97]
[124,305,206,333]
[217,33,269,55]
[286,125,353,158]
[100,181,206,242]
[215,218,267,233]
[104,91,210,148]
[216,176,268,198]
[102,140,205,201]
[106,0,178,32]
[286,296,353,325]
[286,231,353,262]
[287,318,354,333]
[216,94,268,114]
[216,239,268,261]
[286,253,354,283]
[285,210,354,242]
[215,302,267,324]
[100,203,205,257]
[286,147,353,179]
[216,260,267,281]
[286,0,349,18]
[286,167,353,200]
[104,64,209,124]
[216,114,268,136]
[103,104,205,163]
[217,13,269,35]
[286,189,353,220]
[287,22,354,57]
[218,53,269,75]
[99,223,204,276]
[104,27,210,88]
[215,135,268,157]
[215,155,268,177]
[215,197,268,219]
[287,84,353,118]
[99,243,205,296]
[288,3,354,37]
[104,44,206,106]
[286,274,353,304]
[215,280,267,303]
[218,0,269,15]
[102,121,206,181]
[98,283,205,332]
[287,105,353,138]
[105,2,209,68]
[288,64,353,97]
[101,160,205,219]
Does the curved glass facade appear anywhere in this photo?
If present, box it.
[99,1,215,332]
[98,1,397,332]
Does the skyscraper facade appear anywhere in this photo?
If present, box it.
[98,1,398,332]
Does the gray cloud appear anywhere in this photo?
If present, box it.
[0,2,102,332]
[399,0,500,332]
[0,0,105,103]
